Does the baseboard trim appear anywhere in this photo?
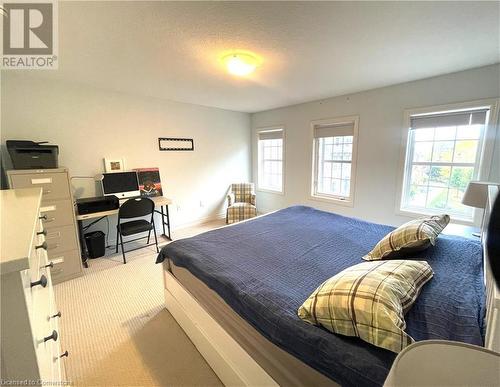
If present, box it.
[173,211,226,231]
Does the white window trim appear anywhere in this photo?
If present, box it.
[395,98,499,225]
[310,115,359,207]
[256,126,285,195]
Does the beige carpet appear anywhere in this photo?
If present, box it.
[54,220,226,386]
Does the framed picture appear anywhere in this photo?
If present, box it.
[134,168,163,197]
[104,158,125,172]
[158,137,194,151]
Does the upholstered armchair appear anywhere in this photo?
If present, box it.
[226,183,257,224]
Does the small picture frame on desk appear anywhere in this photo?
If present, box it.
[104,158,125,172]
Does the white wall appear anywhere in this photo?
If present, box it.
[2,64,498,236]
[251,64,500,226]
[1,74,251,233]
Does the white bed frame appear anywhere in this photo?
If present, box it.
[163,270,278,386]
[162,187,500,386]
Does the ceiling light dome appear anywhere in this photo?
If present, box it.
[223,52,259,76]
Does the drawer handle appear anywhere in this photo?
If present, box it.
[43,330,58,343]
[59,351,69,359]
[36,242,48,250]
[31,275,48,288]
[51,311,62,319]
[42,217,55,223]
[43,190,52,194]
[39,215,47,220]
[44,261,54,269]
[37,230,47,236]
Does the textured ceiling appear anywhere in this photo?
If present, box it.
[11,1,500,112]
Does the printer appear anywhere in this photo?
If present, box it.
[6,140,59,169]
[76,195,120,216]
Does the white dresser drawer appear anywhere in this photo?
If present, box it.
[30,220,50,283]
[38,243,50,270]
[28,244,41,283]
[21,269,34,320]
[46,268,65,384]
[30,266,61,383]
[30,267,53,331]
[26,252,48,317]
[34,324,57,382]
[31,291,54,381]
[29,247,52,293]
[49,309,64,381]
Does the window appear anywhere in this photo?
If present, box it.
[257,128,284,192]
[400,107,491,221]
[312,117,358,204]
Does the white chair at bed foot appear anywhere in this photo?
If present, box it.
[226,183,257,224]
[384,340,500,386]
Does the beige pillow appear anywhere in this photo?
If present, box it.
[298,260,433,353]
[363,214,450,261]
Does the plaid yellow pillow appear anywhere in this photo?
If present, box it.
[363,214,450,261]
[298,260,433,353]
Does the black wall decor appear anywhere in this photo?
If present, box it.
[158,138,194,151]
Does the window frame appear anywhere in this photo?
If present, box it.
[310,115,359,207]
[396,99,499,225]
[256,126,285,194]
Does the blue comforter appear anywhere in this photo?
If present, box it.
[156,206,485,386]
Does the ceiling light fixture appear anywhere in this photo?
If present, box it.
[222,52,259,76]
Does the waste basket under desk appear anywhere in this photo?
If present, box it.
[75,196,173,267]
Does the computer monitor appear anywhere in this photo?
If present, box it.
[101,171,140,199]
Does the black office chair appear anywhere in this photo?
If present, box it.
[115,197,159,264]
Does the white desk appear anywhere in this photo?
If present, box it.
[76,196,172,219]
[75,196,172,267]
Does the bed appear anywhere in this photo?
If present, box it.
[156,200,497,386]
